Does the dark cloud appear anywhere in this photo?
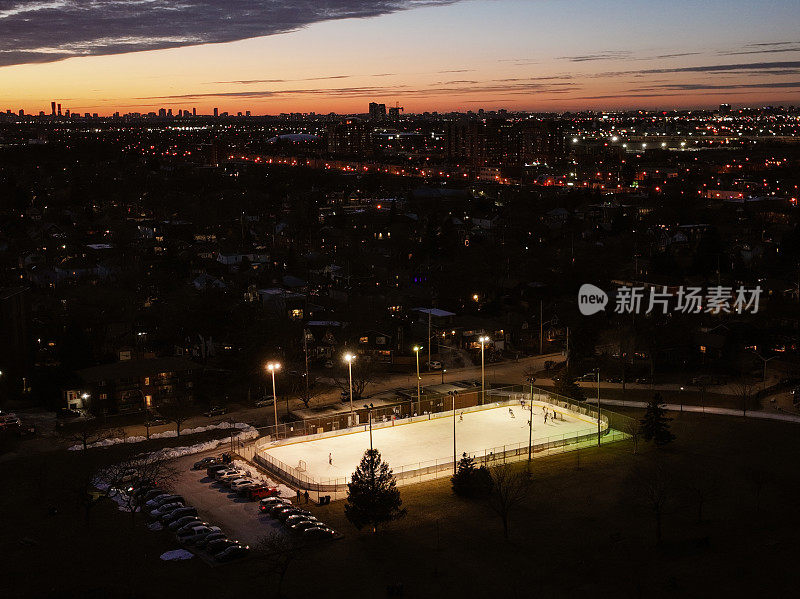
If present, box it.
[598,60,800,78]
[556,50,632,62]
[720,42,800,56]
[139,79,579,101]
[0,0,459,67]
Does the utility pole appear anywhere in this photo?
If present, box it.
[527,377,535,462]
[451,392,457,475]
[303,329,309,393]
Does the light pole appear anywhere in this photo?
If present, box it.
[413,346,422,406]
[266,362,280,430]
[363,403,374,452]
[596,367,601,447]
[441,368,447,384]
[450,391,458,474]
[345,353,355,424]
[752,350,776,393]
[526,377,535,462]
[679,386,684,414]
[479,336,489,405]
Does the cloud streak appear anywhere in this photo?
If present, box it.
[0,0,460,67]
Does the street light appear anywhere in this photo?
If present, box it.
[363,403,374,452]
[344,353,355,423]
[449,391,458,474]
[413,346,422,406]
[596,368,601,447]
[441,368,447,384]
[526,377,535,462]
[479,336,490,405]
[266,362,280,430]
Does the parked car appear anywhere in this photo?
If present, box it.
[206,538,239,555]
[215,544,250,562]
[289,519,322,533]
[179,526,221,545]
[229,479,256,492]
[302,526,337,540]
[214,467,240,479]
[162,507,198,524]
[138,488,165,503]
[247,485,279,500]
[204,406,227,417]
[150,501,184,518]
[607,376,622,384]
[254,396,274,408]
[426,361,442,370]
[207,464,231,478]
[269,504,298,518]
[285,514,317,527]
[275,508,311,522]
[193,457,220,470]
[217,471,246,485]
[175,520,210,535]
[146,494,183,509]
[197,532,226,548]
[57,408,82,419]
[259,497,289,512]
[167,515,201,531]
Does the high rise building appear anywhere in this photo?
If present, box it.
[51,101,56,115]
[57,103,61,116]
[369,102,387,121]
[213,107,219,117]
[192,107,196,117]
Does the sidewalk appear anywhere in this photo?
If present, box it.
[586,398,800,424]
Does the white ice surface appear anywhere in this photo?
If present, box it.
[262,404,599,483]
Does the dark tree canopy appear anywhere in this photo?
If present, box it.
[640,393,675,447]
[345,449,406,533]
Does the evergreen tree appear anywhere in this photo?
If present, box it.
[345,449,407,533]
[452,453,492,498]
[640,393,675,447]
[553,367,586,402]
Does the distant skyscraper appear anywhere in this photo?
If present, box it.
[158,108,166,117]
[192,107,196,117]
[369,102,386,121]
[57,103,61,116]
[50,101,56,115]
[213,107,219,117]
[246,110,251,117]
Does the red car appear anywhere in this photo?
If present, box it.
[247,485,279,500]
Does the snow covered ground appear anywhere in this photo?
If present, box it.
[262,403,601,484]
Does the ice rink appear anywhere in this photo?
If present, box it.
[261,403,601,483]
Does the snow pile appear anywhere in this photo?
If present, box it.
[68,421,258,451]
[232,459,295,499]
[160,549,194,561]
[146,426,258,461]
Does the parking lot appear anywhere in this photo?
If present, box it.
[169,451,292,546]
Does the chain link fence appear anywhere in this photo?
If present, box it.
[245,384,635,494]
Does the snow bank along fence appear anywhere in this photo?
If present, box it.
[251,385,634,493]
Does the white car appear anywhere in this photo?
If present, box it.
[217,471,244,484]
[214,468,240,481]
[229,479,255,492]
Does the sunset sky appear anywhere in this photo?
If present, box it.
[1,0,799,115]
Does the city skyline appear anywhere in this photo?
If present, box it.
[1,0,799,115]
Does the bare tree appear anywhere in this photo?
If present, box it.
[733,381,758,415]
[623,417,642,454]
[291,372,322,409]
[743,463,773,513]
[487,464,532,539]
[681,463,719,523]
[333,355,378,401]
[97,448,180,523]
[59,419,119,450]
[254,532,303,598]
[628,459,673,543]
[160,404,194,437]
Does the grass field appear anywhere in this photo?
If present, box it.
[3,410,800,598]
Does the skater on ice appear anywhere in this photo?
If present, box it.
[328,452,333,465]
[508,408,515,418]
